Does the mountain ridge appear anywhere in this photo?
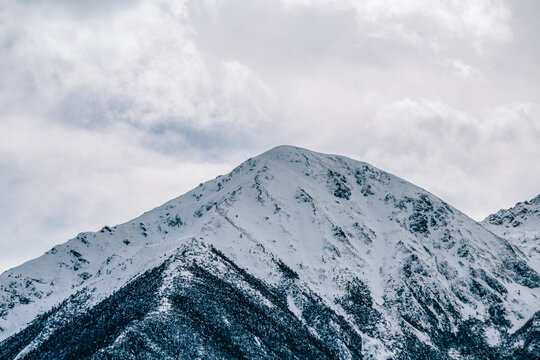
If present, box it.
[482,193,540,274]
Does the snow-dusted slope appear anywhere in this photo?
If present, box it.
[1,146,539,359]
[482,195,540,273]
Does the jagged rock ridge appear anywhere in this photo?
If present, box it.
[483,194,540,274]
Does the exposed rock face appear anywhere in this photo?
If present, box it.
[1,146,539,359]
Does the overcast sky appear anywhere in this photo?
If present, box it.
[1,0,539,273]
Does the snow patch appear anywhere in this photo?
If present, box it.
[484,326,501,347]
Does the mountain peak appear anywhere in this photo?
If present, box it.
[254,145,359,169]
[483,193,540,228]
[257,144,306,157]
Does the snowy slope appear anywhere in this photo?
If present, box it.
[1,146,539,359]
[482,195,540,273]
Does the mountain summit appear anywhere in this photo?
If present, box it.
[1,146,539,359]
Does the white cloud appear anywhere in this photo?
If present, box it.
[446,59,480,79]
[280,0,512,49]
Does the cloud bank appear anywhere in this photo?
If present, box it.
[0,0,539,272]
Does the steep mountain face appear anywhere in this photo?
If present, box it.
[482,195,540,273]
[1,146,539,359]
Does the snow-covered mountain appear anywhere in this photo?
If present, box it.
[482,195,540,274]
[1,146,539,359]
